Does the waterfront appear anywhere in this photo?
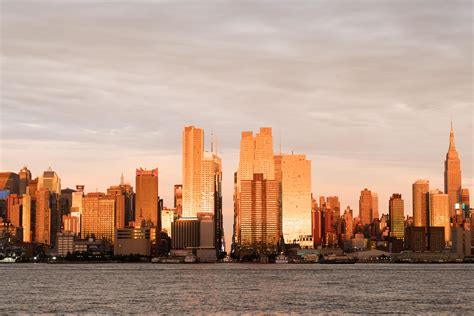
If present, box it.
[1,263,473,314]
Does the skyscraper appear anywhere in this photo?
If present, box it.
[81,192,115,242]
[389,194,404,239]
[201,152,222,214]
[135,168,159,227]
[37,167,61,194]
[413,179,429,227]
[182,126,203,218]
[174,184,183,216]
[18,166,32,195]
[234,128,279,255]
[107,185,126,230]
[281,154,312,244]
[429,189,450,244]
[371,193,379,220]
[240,173,280,251]
[359,188,373,226]
[22,194,32,243]
[444,122,462,217]
[35,188,51,245]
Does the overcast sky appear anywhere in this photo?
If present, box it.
[1,0,472,246]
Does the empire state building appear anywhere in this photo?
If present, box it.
[444,122,462,217]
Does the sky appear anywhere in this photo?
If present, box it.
[1,0,472,248]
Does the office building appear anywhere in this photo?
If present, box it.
[114,227,151,256]
[281,154,311,244]
[182,126,204,218]
[444,122,462,217]
[429,189,450,244]
[135,168,158,227]
[413,179,429,227]
[0,172,19,194]
[37,168,61,194]
[389,194,404,239]
[18,166,32,195]
[81,193,115,242]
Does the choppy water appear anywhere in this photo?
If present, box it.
[1,263,473,314]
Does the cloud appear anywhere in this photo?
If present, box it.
[1,0,472,248]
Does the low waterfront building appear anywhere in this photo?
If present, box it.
[114,227,151,256]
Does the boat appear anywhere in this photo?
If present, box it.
[152,257,183,263]
[319,254,357,264]
[184,254,197,263]
[275,253,289,264]
[0,256,18,263]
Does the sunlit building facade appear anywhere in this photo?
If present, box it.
[359,188,373,226]
[281,154,311,244]
[389,194,404,239]
[19,166,32,195]
[429,189,450,244]
[182,126,203,218]
[135,168,158,226]
[22,194,32,243]
[37,168,61,194]
[240,173,279,251]
[413,179,429,227]
[444,123,462,217]
[81,193,115,242]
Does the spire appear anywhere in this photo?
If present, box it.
[449,119,456,151]
[120,173,124,186]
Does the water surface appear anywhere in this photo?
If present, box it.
[1,263,472,314]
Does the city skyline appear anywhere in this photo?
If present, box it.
[1,1,472,253]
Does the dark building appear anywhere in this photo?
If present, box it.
[171,219,200,249]
[406,226,426,252]
[0,172,20,195]
[428,227,445,252]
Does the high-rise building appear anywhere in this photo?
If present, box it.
[359,188,373,226]
[326,196,341,219]
[81,193,115,242]
[0,172,19,194]
[135,168,158,227]
[371,193,379,220]
[389,194,404,239]
[239,173,279,251]
[22,194,32,243]
[281,154,311,244]
[460,188,470,218]
[234,128,279,255]
[344,206,353,240]
[37,167,61,194]
[444,122,462,217]
[18,166,32,195]
[161,208,175,236]
[7,194,22,227]
[107,185,126,229]
[311,198,322,247]
[413,179,429,227]
[174,184,183,216]
[182,126,204,218]
[201,152,222,215]
[35,188,51,245]
[429,189,450,244]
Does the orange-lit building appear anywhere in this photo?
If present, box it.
[18,166,32,195]
[281,154,312,245]
[429,189,450,244]
[444,122,462,217]
[135,168,158,227]
[389,194,404,239]
[35,188,52,245]
[240,173,279,251]
[359,188,373,226]
[7,194,22,227]
[81,193,115,242]
[182,126,203,218]
[413,179,429,227]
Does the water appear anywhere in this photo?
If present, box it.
[1,263,473,314]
